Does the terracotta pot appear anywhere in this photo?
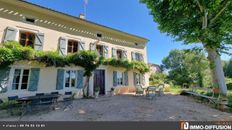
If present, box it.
[213,88,220,94]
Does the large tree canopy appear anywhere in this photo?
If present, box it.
[141,0,232,94]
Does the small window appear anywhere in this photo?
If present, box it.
[96,44,104,57]
[135,53,143,61]
[116,49,123,59]
[19,31,35,48]
[97,33,102,38]
[12,69,30,90]
[65,70,77,88]
[67,40,79,53]
[25,17,35,23]
[135,43,138,46]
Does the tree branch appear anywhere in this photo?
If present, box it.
[195,0,203,12]
[210,0,231,24]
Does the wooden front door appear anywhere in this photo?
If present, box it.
[94,70,105,95]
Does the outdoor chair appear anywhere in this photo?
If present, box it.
[146,86,157,99]
[135,85,146,96]
[7,96,19,115]
[156,84,165,96]
[63,92,73,110]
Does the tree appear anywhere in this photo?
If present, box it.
[141,0,232,94]
[162,49,211,87]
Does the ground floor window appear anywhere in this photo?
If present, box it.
[12,69,30,90]
[65,70,77,88]
[135,73,141,85]
[117,72,124,86]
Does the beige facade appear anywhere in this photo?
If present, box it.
[0,0,149,99]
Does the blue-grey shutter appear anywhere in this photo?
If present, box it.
[79,41,85,51]
[59,37,67,56]
[122,50,127,60]
[103,46,109,58]
[131,52,135,61]
[4,27,17,42]
[56,69,64,90]
[133,72,137,86]
[0,67,10,93]
[124,71,128,86]
[113,71,117,87]
[34,33,44,51]
[28,68,40,91]
[89,43,96,51]
[76,70,84,89]
[112,48,117,58]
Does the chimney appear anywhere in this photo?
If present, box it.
[79,13,85,20]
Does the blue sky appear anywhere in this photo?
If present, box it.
[28,0,231,64]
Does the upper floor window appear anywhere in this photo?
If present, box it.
[117,49,123,59]
[132,52,144,61]
[96,44,104,57]
[67,40,79,53]
[19,31,35,48]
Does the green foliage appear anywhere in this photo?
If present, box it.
[162,49,211,87]
[149,72,167,85]
[0,42,149,76]
[223,59,232,78]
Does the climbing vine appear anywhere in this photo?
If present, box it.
[0,41,149,74]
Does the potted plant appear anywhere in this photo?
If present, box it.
[94,86,100,98]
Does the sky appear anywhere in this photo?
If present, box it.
[28,0,231,65]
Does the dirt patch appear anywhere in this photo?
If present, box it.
[0,94,232,121]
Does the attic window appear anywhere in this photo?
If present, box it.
[25,17,35,23]
[97,33,102,38]
[135,43,138,46]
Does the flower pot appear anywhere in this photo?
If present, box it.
[95,91,99,98]
[213,88,220,94]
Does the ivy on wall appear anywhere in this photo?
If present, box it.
[0,41,149,74]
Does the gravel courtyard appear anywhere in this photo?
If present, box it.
[1,94,232,121]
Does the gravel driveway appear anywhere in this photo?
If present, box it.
[1,94,232,121]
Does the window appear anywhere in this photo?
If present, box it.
[12,69,30,90]
[135,52,143,61]
[67,40,79,53]
[19,31,35,48]
[117,72,123,86]
[25,17,35,23]
[135,73,141,85]
[65,70,77,88]
[96,44,104,57]
[117,49,123,59]
[97,33,102,38]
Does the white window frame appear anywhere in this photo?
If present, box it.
[116,71,124,86]
[135,73,141,85]
[12,68,31,91]
[64,70,77,89]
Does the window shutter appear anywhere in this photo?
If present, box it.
[28,68,40,92]
[34,33,44,51]
[76,70,84,89]
[59,37,67,56]
[124,71,128,86]
[79,41,85,51]
[122,50,127,60]
[113,71,117,87]
[103,46,109,58]
[131,52,135,61]
[4,27,18,42]
[56,69,64,90]
[0,67,10,93]
[112,48,117,58]
[89,43,96,51]
[139,54,144,61]
[133,72,137,86]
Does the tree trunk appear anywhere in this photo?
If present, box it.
[82,76,90,97]
[206,48,227,94]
